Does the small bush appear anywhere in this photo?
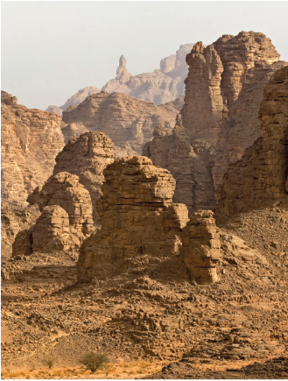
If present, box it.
[80,352,109,373]
[42,356,55,369]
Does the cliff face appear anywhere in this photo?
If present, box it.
[144,31,287,212]
[1,91,65,207]
[218,65,288,214]
[62,91,178,156]
[101,44,194,105]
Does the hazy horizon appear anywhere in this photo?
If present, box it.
[2,1,288,110]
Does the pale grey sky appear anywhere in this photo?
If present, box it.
[2,1,288,110]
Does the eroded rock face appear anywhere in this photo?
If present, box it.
[77,156,190,283]
[1,202,40,258]
[102,44,194,105]
[1,91,65,207]
[182,210,221,285]
[12,172,95,256]
[53,132,115,224]
[144,31,287,212]
[62,91,178,156]
[218,65,288,214]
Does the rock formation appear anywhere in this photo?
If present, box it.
[218,65,288,214]
[77,156,221,285]
[12,172,94,256]
[53,131,115,224]
[182,210,221,285]
[46,86,101,115]
[1,91,65,207]
[62,91,178,155]
[101,44,194,105]
[144,31,287,212]
[1,202,40,257]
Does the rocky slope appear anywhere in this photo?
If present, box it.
[144,31,287,212]
[46,87,101,116]
[61,91,178,156]
[217,65,288,214]
[1,91,65,207]
[102,44,194,105]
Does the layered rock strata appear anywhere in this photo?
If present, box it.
[144,31,287,212]
[182,210,221,285]
[218,65,288,214]
[77,156,221,284]
[62,91,178,155]
[1,91,64,207]
[102,45,194,105]
[12,172,94,255]
[53,132,115,224]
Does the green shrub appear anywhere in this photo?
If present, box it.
[80,352,109,373]
[42,356,55,369]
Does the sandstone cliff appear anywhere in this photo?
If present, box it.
[144,31,287,212]
[46,86,101,115]
[62,91,178,156]
[53,131,115,224]
[77,156,221,284]
[1,91,65,207]
[102,44,194,105]
[218,65,288,214]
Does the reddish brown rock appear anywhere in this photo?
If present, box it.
[218,65,288,214]
[182,210,221,285]
[53,131,115,224]
[144,31,287,212]
[77,156,190,282]
[12,172,95,256]
[61,91,178,156]
[1,91,65,207]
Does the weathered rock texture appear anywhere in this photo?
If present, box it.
[62,91,178,155]
[144,31,287,212]
[77,156,222,285]
[1,202,40,257]
[77,156,191,282]
[53,132,115,224]
[218,65,288,214]
[12,172,94,256]
[182,210,221,285]
[1,91,65,207]
[102,45,194,105]
[46,87,101,115]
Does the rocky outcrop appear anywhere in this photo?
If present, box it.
[62,91,178,155]
[182,210,221,285]
[218,65,288,214]
[12,172,94,256]
[46,87,101,115]
[53,132,115,224]
[102,44,194,105]
[77,156,222,285]
[1,91,65,207]
[1,202,40,257]
[144,31,287,212]
[77,156,190,282]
